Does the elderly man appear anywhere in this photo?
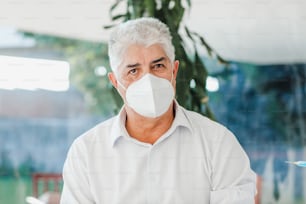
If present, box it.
[61,17,257,204]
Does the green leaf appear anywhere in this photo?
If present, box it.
[110,0,124,13]
[111,14,127,21]
[184,26,194,42]
[216,55,228,65]
[144,0,156,16]
[103,24,115,29]
[193,32,213,56]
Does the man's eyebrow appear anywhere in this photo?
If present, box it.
[151,57,166,64]
[126,63,140,68]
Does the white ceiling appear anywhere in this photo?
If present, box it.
[0,0,306,65]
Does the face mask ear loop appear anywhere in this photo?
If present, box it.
[117,80,127,90]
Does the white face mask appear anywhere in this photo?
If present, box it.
[118,74,174,118]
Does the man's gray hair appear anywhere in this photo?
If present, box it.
[108,17,175,74]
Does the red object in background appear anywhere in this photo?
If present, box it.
[255,175,262,204]
[32,173,63,197]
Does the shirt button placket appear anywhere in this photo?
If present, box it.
[147,146,160,204]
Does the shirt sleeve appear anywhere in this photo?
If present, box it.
[60,138,94,204]
[209,128,257,204]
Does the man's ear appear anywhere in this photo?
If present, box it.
[173,60,179,79]
[108,72,118,88]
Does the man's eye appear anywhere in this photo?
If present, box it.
[128,68,137,75]
[153,64,164,69]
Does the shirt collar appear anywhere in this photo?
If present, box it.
[110,106,127,147]
[109,100,192,147]
[170,100,193,134]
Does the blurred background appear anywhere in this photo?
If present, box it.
[0,0,306,203]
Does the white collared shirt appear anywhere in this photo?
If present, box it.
[61,103,256,204]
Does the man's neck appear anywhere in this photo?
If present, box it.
[125,104,175,145]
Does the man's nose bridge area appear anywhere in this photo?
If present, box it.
[137,65,153,79]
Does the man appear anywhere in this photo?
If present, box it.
[61,17,257,204]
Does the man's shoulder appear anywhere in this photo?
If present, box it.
[181,107,225,130]
[180,107,237,150]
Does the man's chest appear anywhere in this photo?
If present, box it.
[87,138,211,204]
